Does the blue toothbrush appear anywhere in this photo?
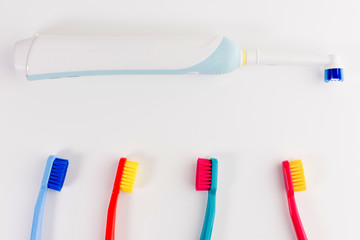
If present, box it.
[30,155,69,240]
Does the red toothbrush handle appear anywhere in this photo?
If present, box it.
[288,196,308,240]
[106,192,119,240]
[106,158,126,240]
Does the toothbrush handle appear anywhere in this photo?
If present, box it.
[19,35,242,80]
[106,192,120,240]
[200,191,216,240]
[30,188,47,240]
[288,196,308,240]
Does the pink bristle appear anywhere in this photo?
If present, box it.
[196,158,212,191]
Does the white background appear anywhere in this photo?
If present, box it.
[0,0,359,239]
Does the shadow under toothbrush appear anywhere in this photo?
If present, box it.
[212,154,239,239]
[127,151,156,189]
[41,190,59,240]
[115,191,132,240]
[55,149,83,186]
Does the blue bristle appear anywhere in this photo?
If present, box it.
[48,158,69,191]
[324,68,344,82]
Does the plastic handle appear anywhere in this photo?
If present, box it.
[200,191,216,240]
[16,35,241,80]
[105,192,120,240]
[30,187,48,240]
[288,196,308,240]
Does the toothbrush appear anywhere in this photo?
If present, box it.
[30,155,69,240]
[106,158,139,240]
[282,159,307,240]
[196,158,218,240]
[14,35,343,82]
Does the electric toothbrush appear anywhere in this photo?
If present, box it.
[14,34,343,82]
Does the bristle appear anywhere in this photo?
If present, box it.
[120,160,139,193]
[48,158,69,191]
[289,160,306,192]
[196,158,212,191]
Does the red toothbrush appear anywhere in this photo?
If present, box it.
[106,158,139,240]
[282,159,308,240]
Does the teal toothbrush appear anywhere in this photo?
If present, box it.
[196,158,218,240]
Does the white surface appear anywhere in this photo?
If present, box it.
[0,0,359,239]
[255,51,334,66]
[20,35,223,76]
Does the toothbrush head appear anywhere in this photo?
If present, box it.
[282,159,306,195]
[324,54,343,82]
[289,160,306,192]
[120,159,139,193]
[196,158,218,192]
[113,158,139,193]
[324,68,344,83]
[47,157,69,191]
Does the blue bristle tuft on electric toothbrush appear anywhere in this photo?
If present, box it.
[30,155,69,240]
[14,34,343,82]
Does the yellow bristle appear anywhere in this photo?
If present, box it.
[289,159,307,192]
[120,160,139,193]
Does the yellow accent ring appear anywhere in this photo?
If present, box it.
[242,50,247,66]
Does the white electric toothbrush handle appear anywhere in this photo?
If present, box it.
[15,35,242,80]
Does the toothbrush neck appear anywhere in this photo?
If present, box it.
[287,189,295,198]
[245,50,339,68]
[209,188,217,194]
[112,188,120,195]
